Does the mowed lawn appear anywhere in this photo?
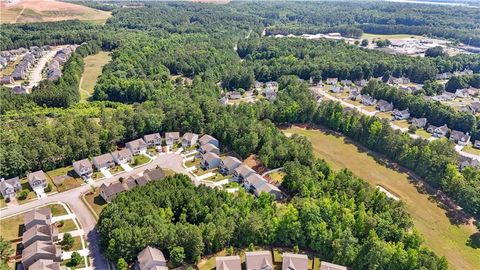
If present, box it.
[282,126,479,270]
[79,51,111,101]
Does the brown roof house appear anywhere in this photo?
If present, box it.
[165,132,180,147]
[144,168,166,182]
[376,100,394,112]
[22,224,59,247]
[220,156,242,175]
[93,153,115,170]
[216,255,241,270]
[201,152,222,170]
[449,130,470,146]
[137,246,168,270]
[199,134,219,147]
[22,241,61,269]
[100,182,126,203]
[72,159,93,178]
[24,208,52,230]
[112,149,133,165]
[27,170,48,191]
[28,259,66,270]
[245,251,273,270]
[182,132,199,148]
[410,117,427,128]
[199,143,220,155]
[0,176,22,200]
[234,165,255,182]
[144,133,162,147]
[282,253,308,270]
[320,261,347,270]
[126,138,148,155]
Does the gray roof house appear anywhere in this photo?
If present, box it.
[144,133,162,146]
[320,261,347,270]
[410,117,427,128]
[0,177,21,200]
[22,224,59,247]
[93,153,115,170]
[0,76,14,85]
[474,140,480,149]
[22,241,61,269]
[282,253,308,270]
[112,149,133,164]
[27,170,48,190]
[144,168,166,182]
[219,96,229,106]
[137,246,168,270]
[126,138,148,155]
[376,100,394,112]
[72,159,93,178]
[360,95,377,106]
[12,85,27,94]
[201,152,222,169]
[165,132,181,147]
[220,156,242,175]
[427,124,449,138]
[100,182,126,203]
[182,132,199,148]
[216,256,241,270]
[449,130,470,146]
[234,165,255,182]
[245,251,273,270]
[326,78,338,85]
[199,143,220,155]
[24,208,52,230]
[255,183,283,200]
[469,102,480,113]
[244,173,268,191]
[28,259,66,270]
[392,109,410,120]
[199,134,219,147]
[228,91,242,100]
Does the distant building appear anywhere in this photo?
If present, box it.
[0,76,13,85]
[392,109,410,120]
[199,143,220,155]
[201,152,221,169]
[112,149,133,164]
[410,117,427,128]
[220,156,242,175]
[93,153,115,170]
[234,165,255,182]
[427,124,449,138]
[449,130,470,146]
[199,134,219,147]
[326,78,338,85]
[165,132,180,147]
[182,132,199,148]
[376,100,394,112]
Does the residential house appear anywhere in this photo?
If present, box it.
[228,91,243,100]
[392,77,410,84]
[143,167,166,182]
[22,224,59,247]
[427,124,449,138]
[469,102,480,114]
[392,109,410,120]
[0,177,21,200]
[199,134,219,147]
[455,89,469,98]
[165,132,180,147]
[144,133,162,147]
[410,117,427,128]
[201,152,221,169]
[436,72,452,80]
[126,138,147,155]
[255,183,283,200]
[0,56,6,68]
[24,208,52,230]
[137,246,168,270]
[331,85,343,93]
[458,157,480,170]
[245,251,273,270]
[220,156,242,175]
[263,87,277,101]
[354,79,368,87]
[182,132,199,148]
[12,85,27,94]
[27,170,48,191]
[326,78,338,85]
[474,140,480,149]
[282,253,308,270]
[376,100,394,112]
[467,87,479,97]
[234,165,255,182]
[199,143,220,155]
[112,149,133,164]
[126,174,149,187]
[449,130,470,146]
[360,95,377,106]
[72,159,93,178]
[22,241,61,269]
[244,173,268,191]
[219,96,229,106]
[28,259,66,270]
[92,153,115,170]
[100,182,126,203]
[216,256,241,270]
[0,76,13,85]
[340,79,353,86]
[320,261,347,270]
[348,89,360,100]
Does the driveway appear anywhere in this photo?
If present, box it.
[100,169,113,178]
[120,163,133,172]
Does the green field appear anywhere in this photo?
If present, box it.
[282,126,479,270]
[361,33,423,40]
[79,51,111,101]
[462,145,480,156]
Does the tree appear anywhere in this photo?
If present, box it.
[425,46,445,57]
[68,252,82,267]
[61,233,74,250]
[361,39,369,47]
[116,258,128,270]
[0,237,13,263]
[169,246,186,267]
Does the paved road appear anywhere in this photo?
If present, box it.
[0,153,192,269]
[27,47,64,91]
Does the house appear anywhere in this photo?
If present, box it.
[216,256,241,270]
[458,157,480,170]
[255,183,283,200]
[201,152,221,169]
[331,85,343,93]
[100,182,126,203]
[263,87,277,102]
[244,173,268,191]
[112,149,133,164]
[12,68,26,80]
[28,259,66,270]
[326,78,338,85]
[182,132,199,148]
[0,76,13,85]
[92,153,115,170]
[355,79,368,87]
[467,87,479,97]
[144,133,162,147]
[27,170,48,191]
[220,156,242,175]
[410,117,427,128]
[143,167,166,181]
[449,130,470,146]
[199,143,220,155]
[22,224,59,247]
[199,134,219,147]
[219,96,229,106]
[126,174,149,187]
[22,241,61,269]
[376,100,394,112]
[455,89,469,98]
[282,253,308,270]
[0,176,21,200]
[126,138,147,155]
[392,77,410,85]
[392,109,410,120]
[474,140,480,149]
[12,85,27,94]
[137,246,168,270]
[24,208,52,230]
[228,91,243,100]
[340,79,353,86]
[72,159,93,178]
[234,165,255,182]
[0,56,6,68]
[245,251,273,270]
[320,261,347,270]
[348,89,360,100]
[165,132,180,147]
[360,95,376,106]
[427,124,449,138]
[469,102,480,114]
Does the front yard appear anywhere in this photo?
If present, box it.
[47,166,84,192]
[185,158,201,168]
[415,129,432,139]
[392,119,410,129]
[55,219,77,233]
[131,155,150,167]
[110,165,125,174]
[462,145,480,156]
[84,190,107,218]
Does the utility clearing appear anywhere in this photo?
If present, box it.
[79,51,111,101]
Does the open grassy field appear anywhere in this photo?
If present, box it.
[282,126,479,270]
[361,33,423,40]
[1,0,111,24]
[79,51,111,101]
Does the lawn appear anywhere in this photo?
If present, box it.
[282,126,480,270]
[44,203,68,216]
[55,219,77,233]
[267,171,286,185]
[47,166,84,192]
[207,173,232,182]
[415,129,432,139]
[223,181,240,188]
[79,51,111,101]
[61,257,86,269]
[375,111,392,120]
[462,145,480,156]
[131,155,150,167]
[110,165,124,174]
[393,120,410,129]
[71,236,84,251]
[92,170,104,180]
[0,213,25,242]
[84,190,107,218]
[185,158,201,168]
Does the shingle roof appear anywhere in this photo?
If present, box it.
[165,132,180,140]
[144,168,165,181]
[101,182,126,198]
[320,261,347,270]
[138,246,166,270]
[127,138,147,149]
[27,170,47,185]
[22,241,59,264]
[246,251,273,270]
[24,208,51,228]
[144,133,161,142]
[22,224,57,246]
[245,174,268,189]
[112,149,133,160]
[200,143,219,153]
[203,152,220,164]
[282,253,308,270]
[216,256,241,270]
[199,134,217,145]
[234,165,255,177]
[222,156,242,170]
[28,259,65,270]
[73,159,92,172]
[93,153,114,166]
[183,132,198,141]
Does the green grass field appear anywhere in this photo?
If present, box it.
[415,129,432,139]
[462,145,480,156]
[282,126,479,270]
[361,33,423,40]
[79,51,111,101]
